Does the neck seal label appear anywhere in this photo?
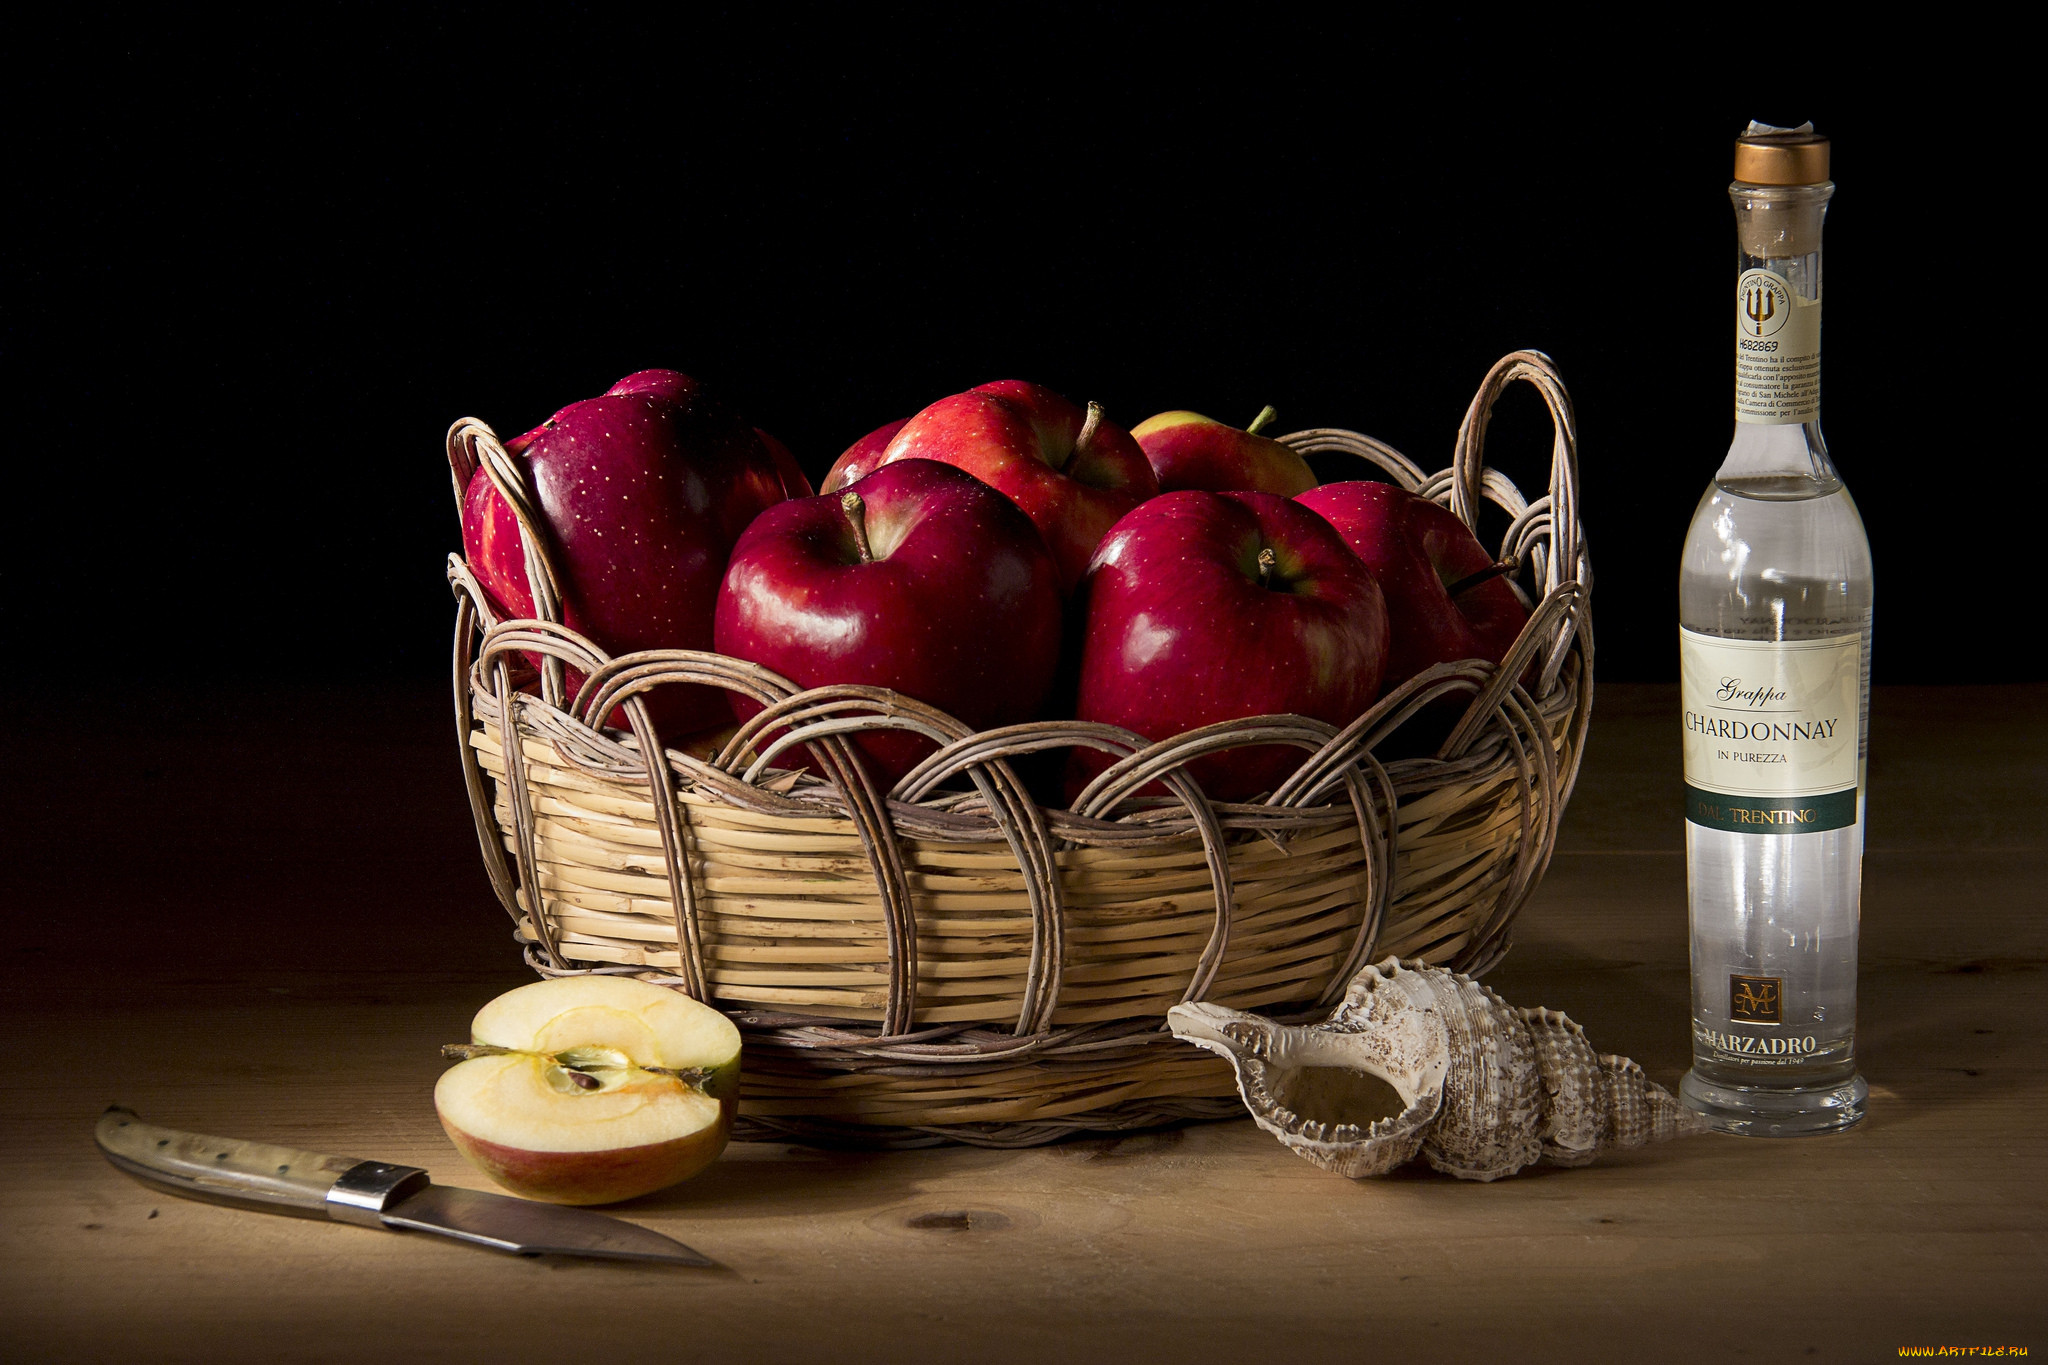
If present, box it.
[1735,268,1822,424]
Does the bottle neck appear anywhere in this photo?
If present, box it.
[1721,181,1837,487]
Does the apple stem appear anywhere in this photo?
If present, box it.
[646,1065,716,1087]
[1444,556,1520,599]
[1257,546,1277,588]
[1247,405,1279,436]
[441,1043,513,1061]
[1075,401,1105,457]
[841,491,875,563]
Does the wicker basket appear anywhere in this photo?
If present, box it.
[444,351,1590,1147]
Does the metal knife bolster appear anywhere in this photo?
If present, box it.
[95,1107,426,1225]
[323,1161,433,1226]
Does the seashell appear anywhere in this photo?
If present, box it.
[1167,957,1708,1181]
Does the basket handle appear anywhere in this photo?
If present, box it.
[1278,428,1430,491]
[447,417,570,707]
[1450,350,1582,605]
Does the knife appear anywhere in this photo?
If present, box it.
[95,1106,712,1266]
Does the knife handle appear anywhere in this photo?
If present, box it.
[94,1107,426,1221]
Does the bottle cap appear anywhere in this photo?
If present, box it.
[1734,120,1830,185]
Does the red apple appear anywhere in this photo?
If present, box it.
[461,370,790,734]
[754,427,816,501]
[1294,481,1528,691]
[1069,490,1390,802]
[604,368,701,403]
[1130,405,1318,495]
[612,368,814,498]
[714,458,1064,785]
[435,975,741,1206]
[848,381,1159,592]
[819,417,911,494]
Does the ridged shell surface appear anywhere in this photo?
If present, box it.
[1167,958,1709,1181]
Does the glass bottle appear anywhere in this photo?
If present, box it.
[1678,122,1872,1136]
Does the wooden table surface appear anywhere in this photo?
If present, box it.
[4,683,2043,1363]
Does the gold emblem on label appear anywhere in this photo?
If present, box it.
[1729,974,1783,1025]
[1740,274,1791,338]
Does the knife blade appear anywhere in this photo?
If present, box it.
[95,1106,712,1266]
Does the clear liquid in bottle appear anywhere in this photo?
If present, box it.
[1679,436,1871,1134]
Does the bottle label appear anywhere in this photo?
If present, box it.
[1734,268,1822,425]
[1693,1022,1823,1060]
[1680,628,1861,833]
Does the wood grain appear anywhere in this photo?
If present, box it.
[2,683,2042,1363]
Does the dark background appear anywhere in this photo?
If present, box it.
[7,12,2031,687]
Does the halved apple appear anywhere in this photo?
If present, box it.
[435,975,742,1205]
